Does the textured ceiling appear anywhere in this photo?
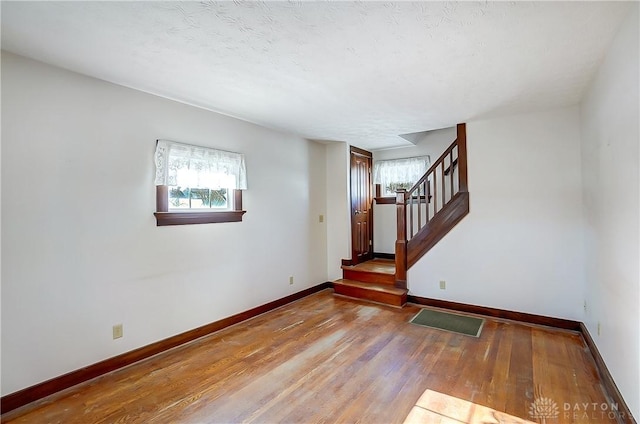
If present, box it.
[1,1,631,149]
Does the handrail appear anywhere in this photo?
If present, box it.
[395,123,468,288]
[406,138,458,197]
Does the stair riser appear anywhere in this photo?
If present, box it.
[342,269,395,285]
[334,284,406,307]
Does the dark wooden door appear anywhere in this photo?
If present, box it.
[350,146,373,264]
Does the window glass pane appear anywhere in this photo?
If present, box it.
[384,182,413,196]
[168,187,229,209]
[210,189,228,209]
[169,187,190,208]
[190,188,210,208]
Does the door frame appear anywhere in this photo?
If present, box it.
[349,145,374,265]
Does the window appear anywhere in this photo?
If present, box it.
[373,156,430,197]
[153,140,247,226]
[169,187,230,210]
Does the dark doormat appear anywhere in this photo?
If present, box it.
[410,308,484,337]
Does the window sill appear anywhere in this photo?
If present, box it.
[374,196,432,205]
[154,210,246,226]
[374,197,396,204]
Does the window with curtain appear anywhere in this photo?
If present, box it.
[154,140,247,226]
[373,156,430,196]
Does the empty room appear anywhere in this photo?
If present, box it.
[1,1,638,423]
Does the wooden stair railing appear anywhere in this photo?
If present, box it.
[395,123,469,288]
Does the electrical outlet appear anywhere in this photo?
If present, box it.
[289,276,294,285]
[597,322,601,336]
[439,280,446,290]
[319,214,324,223]
[113,324,123,340]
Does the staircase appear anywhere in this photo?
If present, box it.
[334,258,407,307]
[334,123,469,308]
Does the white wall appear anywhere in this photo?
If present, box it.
[373,128,456,163]
[408,107,585,321]
[325,142,351,280]
[373,127,456,253]
[580,4,639,417]
[0,52,328,395]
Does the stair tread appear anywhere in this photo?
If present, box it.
[334,279,407,295]
[341,259,395,275]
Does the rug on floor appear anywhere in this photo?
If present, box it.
[410,308,484,337]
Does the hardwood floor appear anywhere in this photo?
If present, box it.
[2,290,623,423]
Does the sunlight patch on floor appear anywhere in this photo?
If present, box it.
[403,389,535,424]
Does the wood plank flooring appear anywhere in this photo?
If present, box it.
[2,290,622,423]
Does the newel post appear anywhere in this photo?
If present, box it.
[395,190,407,290]
[457,123,468,193]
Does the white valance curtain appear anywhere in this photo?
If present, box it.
[373,156,430,194]
[154,140,247,189]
